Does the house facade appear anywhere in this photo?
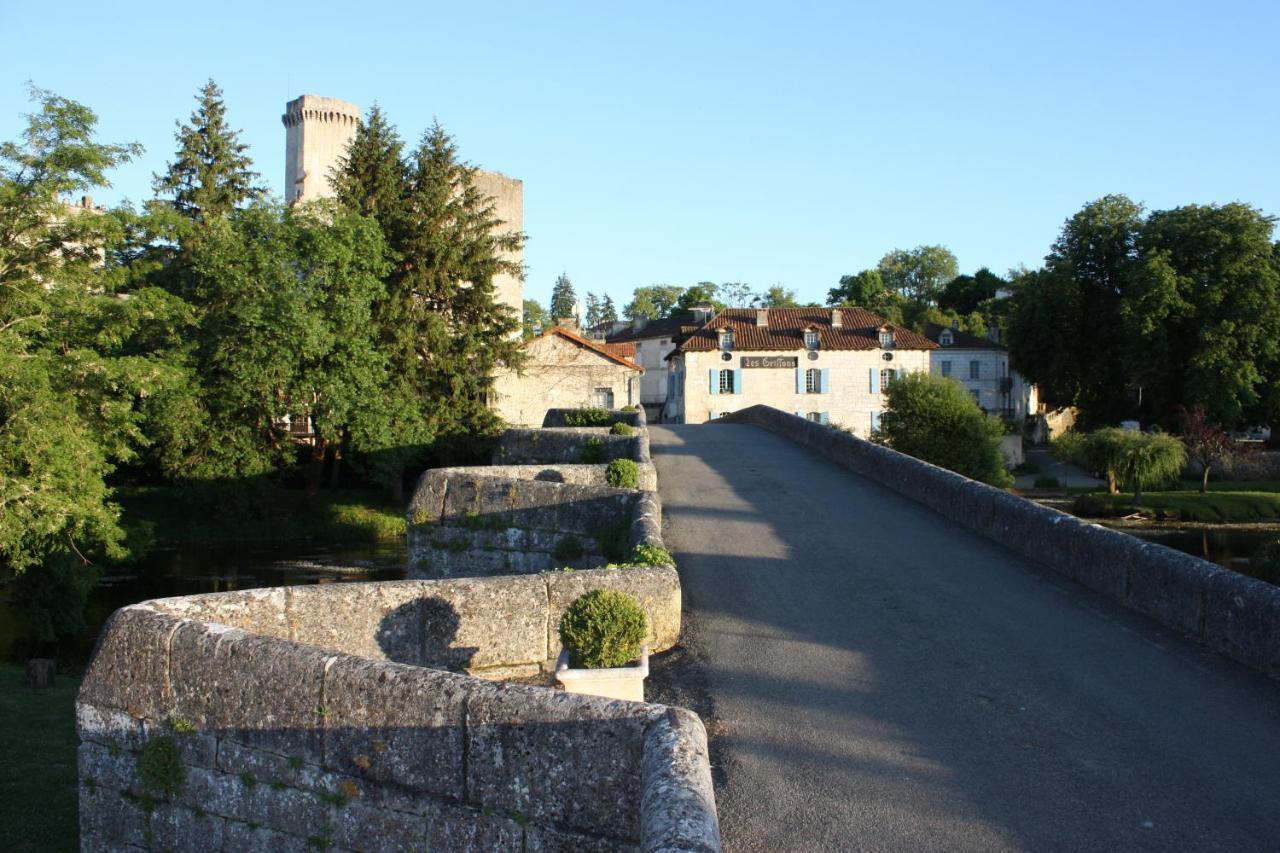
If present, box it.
[605,306,715,419]
[923,323,1039,419]
[491,327,643,426]
[664,307,934,436]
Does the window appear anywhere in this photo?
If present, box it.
[941,360,952,377]
[719,369,735,394]
[592,387,614,408]
[969,360,980,380]
[804,329,819,350]
[880,368,896,390]
[939,329,953,346]
[805,368,821,393]
[718,329,734,351]
[879,328,895,349]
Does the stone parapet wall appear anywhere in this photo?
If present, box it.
[721,405,1280,676]
[493,427,649,465]
[542,407,647,428]
[428,462,659,491]
[78,594,711,851]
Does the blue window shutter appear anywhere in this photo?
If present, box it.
[871,411,882,431]
[870,368,880,394]
[820,369,830,394]
[820,412,830,426]
[733,369,743,395]
[708,369,718,396]
[795,368,803,394]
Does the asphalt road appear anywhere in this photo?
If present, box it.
[647,423,1280,853]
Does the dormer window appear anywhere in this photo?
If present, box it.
[878,327,895,349]
[718,329,734,351]
[804,329,819,350]
[939,329,953,347]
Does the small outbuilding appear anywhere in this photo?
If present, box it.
[491,327,643,426]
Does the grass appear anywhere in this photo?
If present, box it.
[1076,490,1280,522]
[118,487,406,546]
[0,663,80,852]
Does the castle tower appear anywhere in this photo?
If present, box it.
[282,95,361,203]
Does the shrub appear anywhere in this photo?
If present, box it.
[559,589,647,669]
[630,543,673,566]
[620,405,638,412]
[605,458,639,488]
[137,737,186,799]
[610,422,634,436]
[578,437,605,464]
[1071,494,1114,518]
[1033,475,1061,489]
[564,408,613,427]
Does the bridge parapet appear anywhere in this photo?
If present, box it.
[720,404,1280,676]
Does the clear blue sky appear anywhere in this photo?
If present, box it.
[3,1,1277,309]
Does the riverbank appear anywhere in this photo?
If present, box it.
[118,486,406,546]
[0,663,79,852]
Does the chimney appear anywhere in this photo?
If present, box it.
[987,323,1000,343]
[557,316,578,331]
[80,195,93,209]
[755,309,768,327]
[634,315,648,332]
[831,308,842,329]
[691,302,715,323]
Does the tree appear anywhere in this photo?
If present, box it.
[757,285,799,307]
[522,298,548,339]
[584,292,602,329]
[153,79,262,224]
[1123,203,1280,430]
[1006,196,1145,427]
[600,293,618,325]
[332,104,409,238]
[718,281,754,308]
[624,284,683,320]
[827,269,905,322]
[550,272,577,322]
[1114,432,1186,504]
[1177,405,1237,493]
[676,282,723,312]
[874,372,1012,487]
[877,246,958,307]
[939,267,1005,315]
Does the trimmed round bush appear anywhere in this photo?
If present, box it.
[610,422,634,436]
[559,589,647,669]
[605,458,639,488]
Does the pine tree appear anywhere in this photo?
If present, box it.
[600,293,618,326]
[584,292,602,330]
[153,79,262,223]
[332,104,409,242]
[550,273,577,323]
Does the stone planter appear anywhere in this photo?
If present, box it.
[556,646,649,702]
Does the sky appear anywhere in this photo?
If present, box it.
[3,1,1278,309]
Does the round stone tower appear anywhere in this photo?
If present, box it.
[281,95,361,204]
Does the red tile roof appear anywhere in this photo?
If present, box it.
[676,307,936,352]
[600,341,637,359]
[533,327,644,371]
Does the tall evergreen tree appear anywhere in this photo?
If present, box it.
[332,104,409,241]
[600,293,618,325]
[153,79,262,224]
[584,292,602,329]
[550,272,577,322]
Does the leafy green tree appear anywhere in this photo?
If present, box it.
[550,272,577,322]
[827,269,905,322]
[676,282,724,312]
[875,372,1012,487]
[153,79,262,224]
[757,285,799,307]
[1123,203,1280,429]
[939,267,1005,315]
[1007,196,1144,427]
[522,298,549,339]
[718,281,754,308]
[877,245,958,307]
[624,284,684,320]
[600,293,618,325]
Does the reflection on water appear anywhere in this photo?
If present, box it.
[1112,525,1279,585]
[0,540,408,663]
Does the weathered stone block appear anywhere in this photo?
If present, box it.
[77,702,146,752]
[179,765,332,839]
[1065,523,1133,602]
[322,657,468,800]
[464,680,658,838]
[426,575,548,669]
[79,605,179,721]
[423,800,524,851]
[1201,570,1280,675]
[79,741,139,793]
[493,428,642,465]
[525,824,636,852]
[148,801,227,851]
[545,567,681,658]
[640,708,721,853]
[169,622,330,764]
[330,799,427,853]
[148,587,289,640]
[1124,546,1222,636]
[139,718,218,770]
[286,581,434,664]
[79,782,148,848]
[222,820,313,853]
[542,408,643,428]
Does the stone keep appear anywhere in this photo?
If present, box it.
[281,94,524,320]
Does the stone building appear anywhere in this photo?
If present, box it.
[282,94,524,320]
[604,305,715,420]
[923,323,1039,419]
[664,307,934,435]
[491,327,643,426]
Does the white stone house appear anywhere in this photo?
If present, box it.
[491,327,643,426]
[605,306,716,420]
[664,308,935,436]
[923,323,1039,419]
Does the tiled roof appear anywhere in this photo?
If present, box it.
[600,341,637,359]
[532,327,644,372]
[677,307,936,352]
[605,312,702,343]
[923,323,1006,352]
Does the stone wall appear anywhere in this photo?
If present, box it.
[720,404,1280,676]
[492,426,649,465]
[78,590,713,851]
[491,335,640,427]
[542,407,647,428]
[427,462,659,492]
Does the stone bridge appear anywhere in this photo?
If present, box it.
[650,407,1280,852]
